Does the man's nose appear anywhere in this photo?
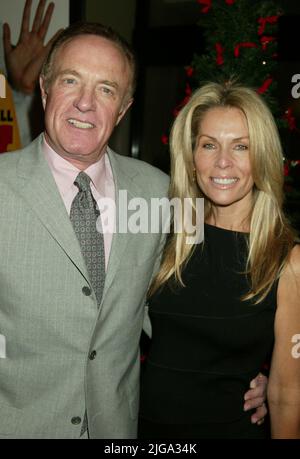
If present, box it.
[74,86,95,112]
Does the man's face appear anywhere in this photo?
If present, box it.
[40,34,133,169]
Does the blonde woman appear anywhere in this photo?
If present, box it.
[138,82,300,439]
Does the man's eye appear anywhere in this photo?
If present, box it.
[100,86,114,95]
[64,78,76,85]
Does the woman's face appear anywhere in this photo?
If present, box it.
[194,106,254,218]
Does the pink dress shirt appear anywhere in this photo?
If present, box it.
[43,135,115,270]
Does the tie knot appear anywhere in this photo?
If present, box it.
[74,171,91,192]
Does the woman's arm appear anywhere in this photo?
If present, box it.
[268,245,300,439]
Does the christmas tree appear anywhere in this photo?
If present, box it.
[182,0,283,123]
[169,0,300,228]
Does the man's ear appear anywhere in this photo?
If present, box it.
[39,76,48,109]
[116,97,134,125]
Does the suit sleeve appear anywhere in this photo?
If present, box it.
[142,231,167,338]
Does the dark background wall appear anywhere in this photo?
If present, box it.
[85,0,204,164]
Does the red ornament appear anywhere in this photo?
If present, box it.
[216,42,224,65]
[260,35,276,51]
[173,108,179,117]
[258,16,279,36]
[185,66,194,78]
[173,95,191,118]
[185,83,192,96]
[225,0,235,4]
[234,42,257,58]
[161,134,169,145]
[257,78,273,94]
[283,108,296,131]
[283,162,290,177]
[182,95,191,106]
[197,0,212,13]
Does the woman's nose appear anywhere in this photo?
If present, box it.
[214,148,233,169]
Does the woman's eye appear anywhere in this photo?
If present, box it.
[202,143,216,149]
[235,144,248,151]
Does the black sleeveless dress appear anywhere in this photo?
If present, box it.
[138,224,277,439]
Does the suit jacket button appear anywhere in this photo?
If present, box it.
[71,417,82,425]
[82,286,92,296]
[89,350,97,360]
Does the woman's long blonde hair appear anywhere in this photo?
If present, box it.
[151,81,296,303]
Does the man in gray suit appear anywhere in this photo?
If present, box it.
[0,22,267,439]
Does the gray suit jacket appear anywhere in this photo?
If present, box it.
[0,135,169,438]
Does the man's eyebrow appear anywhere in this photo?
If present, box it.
[56,69,81,78]
[56,70,119,89]
[100,80,119,89]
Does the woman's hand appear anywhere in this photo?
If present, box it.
[3,0,62,94]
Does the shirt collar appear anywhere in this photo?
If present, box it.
[42,134,108,198]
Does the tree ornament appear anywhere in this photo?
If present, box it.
[215,42,224,65]
[257,77,273,94]
[258,15,279,35]
[260,35,276,51]
[197,0,212,14]
[234,42,258,58]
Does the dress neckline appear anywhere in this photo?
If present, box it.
[204,222,250,236]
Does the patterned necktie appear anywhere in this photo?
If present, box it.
[70,171,105,306]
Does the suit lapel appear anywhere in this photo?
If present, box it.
[17,138,146,301]
[17,135,90,283]
[101,149,141,300]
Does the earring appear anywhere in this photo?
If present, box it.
[192,168,197,183]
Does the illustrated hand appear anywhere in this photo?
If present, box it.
[3,0,63,94]
[244,373,268,425]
